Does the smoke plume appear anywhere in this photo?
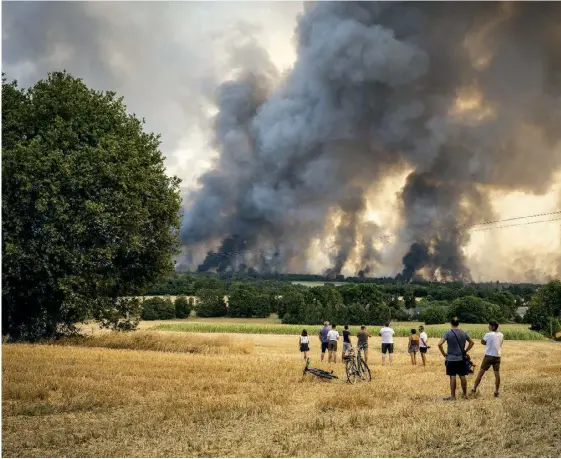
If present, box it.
[177,2,561,280]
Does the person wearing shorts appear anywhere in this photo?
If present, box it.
[438,317,474,401]
[379,323,395,366]
[408,329,420,366]
[356,325,371,363]
[299,329,310,361]
[341,324,352,361]
[472,321,504,397]
[318,321,330,361]
[419,325,429,367]
[327,325,339,363]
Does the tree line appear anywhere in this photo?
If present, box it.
[146,273,561,337]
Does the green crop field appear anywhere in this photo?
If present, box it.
[153,320,544,340]
[290,281,348,287]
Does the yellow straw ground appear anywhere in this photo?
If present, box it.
[2,332,561,457]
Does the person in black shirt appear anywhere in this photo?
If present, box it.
[342,324,352,361]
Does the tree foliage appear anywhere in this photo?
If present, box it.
[174,296,193,319]
[2,72,181,340]
[141,297,175,321]
[450,296,506,323]
[419,305,448,324]
[195,289,227,317]
[227,283,271,318]
[525,280,561,337]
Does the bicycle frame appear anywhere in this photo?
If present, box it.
[303,358,338,379]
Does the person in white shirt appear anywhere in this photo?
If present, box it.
[326,324,340,364]
[419,325,429,367]
[379,322,395,366]
[299,329,310,361]
[472,321,504,397]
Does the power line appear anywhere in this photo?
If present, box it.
[471,216,561,232]
[371,210,561,242]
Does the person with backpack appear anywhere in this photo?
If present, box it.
[437,316,475,400]
[299,329,310,361]
[471,321,504,397]
[318,321,330,362]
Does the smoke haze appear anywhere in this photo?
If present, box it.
[180,2,561,281]
[3,2,561,282]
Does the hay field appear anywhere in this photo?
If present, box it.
[3,333,561,457]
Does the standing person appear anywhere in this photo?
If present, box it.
[299,329,310,361]
[472,321,504,397]
[438,317,475,401]
[419,325,429,366]
[408,329,420,365]
[379,322,395,366]
[341,324,352,360]
[356,325,371,363]
[327,324,340,364]
[318,321,330,362]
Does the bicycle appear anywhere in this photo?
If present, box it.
[343,347,360,384]
[343,345,372,384]
[356,344,372,382]
[303,358,338,380]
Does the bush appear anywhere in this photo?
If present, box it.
[141,297,175,320]
[392,308,411,321]
[525,280,561,337]
[174,297,192,319]
[281,313,300,324]
[369,304,392,326]
[277,289,306,321]
[450,296,502,323]
[195,290,227,317]
[420,305,448,325]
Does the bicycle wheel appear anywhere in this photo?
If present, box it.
[358,358,372,381]
[345,360,358,384]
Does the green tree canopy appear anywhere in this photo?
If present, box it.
[450,296,505,323]
[195,289,227,317]
[419,305,448,325]
[2,72,181,340]
[525,280,561,336]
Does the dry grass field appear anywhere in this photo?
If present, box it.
[3,332,561,457]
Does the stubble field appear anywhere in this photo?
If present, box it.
[2,331,561,457]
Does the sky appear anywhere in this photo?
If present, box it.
[2,1,303,184]
[3,1,560,282]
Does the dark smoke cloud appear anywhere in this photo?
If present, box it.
[4,2,559,281]
[182,1,561,280]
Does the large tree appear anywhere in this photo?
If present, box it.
[2,72,182,340]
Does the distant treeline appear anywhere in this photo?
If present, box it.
[143,273,561,332]
[148,271,540,302]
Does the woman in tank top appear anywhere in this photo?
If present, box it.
[299,329,310,360]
